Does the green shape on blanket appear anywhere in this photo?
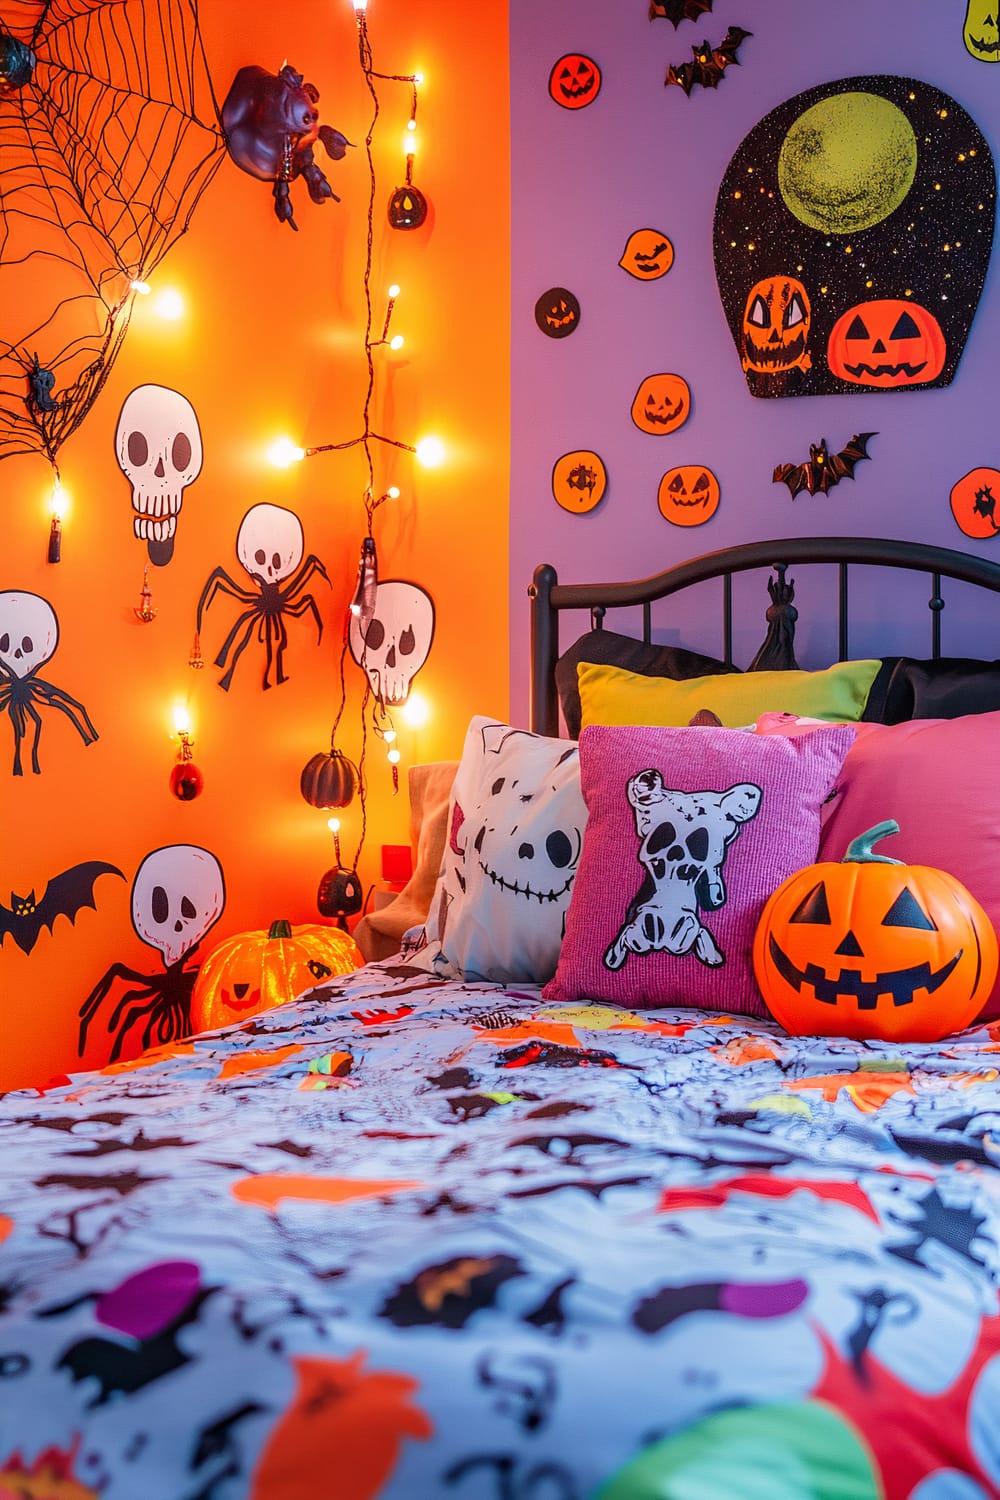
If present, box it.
[595,1400,879,1499]
[748,1092,814,1117]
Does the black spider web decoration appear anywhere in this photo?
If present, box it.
[0,0,225,470]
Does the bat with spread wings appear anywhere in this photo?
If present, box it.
[650,0,714,25]
[773,432,878,498]
[665,25,752,93]
[0,861,124,955]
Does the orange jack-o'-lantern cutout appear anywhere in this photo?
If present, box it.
[553,450,607,513]
[548,53,601,109]
[191,918,361,1033]
[630,373,691,435]
[827,299,947,388]
[619,228,674,281]
[753,820,998,1043]
[657,465,720,526]
[741,276,812,375]
[950,466,1000,540]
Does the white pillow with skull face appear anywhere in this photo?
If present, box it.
[413,717,587,984]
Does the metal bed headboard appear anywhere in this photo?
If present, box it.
[528,536,1000,736]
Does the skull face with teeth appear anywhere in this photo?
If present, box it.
[115,384,203,566]
[348,580,434,706]
[605,768,761,971]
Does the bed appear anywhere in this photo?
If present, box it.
[4,538,1000,1500]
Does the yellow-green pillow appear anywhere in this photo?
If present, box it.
[577,658,881,729]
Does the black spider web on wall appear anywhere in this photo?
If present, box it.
[0,0,225,467]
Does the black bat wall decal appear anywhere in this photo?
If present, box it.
[650,0,714,24]
[0,860,124,954]
[665,25,751,93]
[773,432,877,498]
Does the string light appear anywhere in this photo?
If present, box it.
[268,436,306,468]
[47,477,65,563]
[169,704,203,801]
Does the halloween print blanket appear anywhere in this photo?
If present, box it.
[2,962,1000,1499]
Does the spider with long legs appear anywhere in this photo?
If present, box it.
[79,846,225,1063]
[196,504,329,690]
[0,592,98,775]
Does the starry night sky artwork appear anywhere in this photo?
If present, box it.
[713,76,996,399]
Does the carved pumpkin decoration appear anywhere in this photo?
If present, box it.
[619,228,674,281]
[300,748,359,809]
[548,53,601,110]
[964,0,1000,59]
[741,276,812,376]
[949,466,1000,540]
[535,287,580,339]
[753,820,998,1043]
[387,184,427,230]
[827,299,947,388]
[552,450,607,513]
[191,918,362,1032]
[657,466,720,526]
[630,373,691,435]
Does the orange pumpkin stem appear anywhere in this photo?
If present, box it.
[269,919,294,940]
[843,819,902,866]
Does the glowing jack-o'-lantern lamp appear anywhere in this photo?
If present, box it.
[754,820,998,1043]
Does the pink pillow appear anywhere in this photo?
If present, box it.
[543,722,855,1016]
[819,714,1000,1021]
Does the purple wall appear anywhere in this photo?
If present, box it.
[509,0,1000,728]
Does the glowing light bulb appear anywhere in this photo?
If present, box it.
[416,435,444,468]
[173,704,192,736]
[387,283,400,298]
[130,278,151,295]
[401,691,429,728]
[404,126,418,157]
[268,437,306,468]
[352,0,368,12]
[389,334,405,351]
[47,480,65,563]
[327,816,341,835]
[387,748,401,765]
[387,486,400,500]
[152,287,185,320]
[50,480,67,521]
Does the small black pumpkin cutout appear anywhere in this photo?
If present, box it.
[388,184,428,229]
[300,749,359,809]
[317,866,364,928]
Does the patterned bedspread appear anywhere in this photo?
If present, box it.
[2,962,1000,1499]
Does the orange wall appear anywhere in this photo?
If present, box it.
[0,0,510,1089]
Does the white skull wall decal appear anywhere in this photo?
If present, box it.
[348,579,434,706]
[115,383,203,566]
[0,590,98,775]
[131,844,225,967]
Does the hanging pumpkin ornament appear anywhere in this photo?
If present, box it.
[753,819,998,1043]
[300,744,359,809]
[317,866,364,929]
[191,917,362,1032]
[387,182,427,229]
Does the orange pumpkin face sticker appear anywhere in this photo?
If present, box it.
[548,54,601,109]
[657,466,720,526]
[630,373,691,435]
[827,298,947,387]
[949,466,1000,539]
[552,450,607,513]
[619,229,674,281]
[741,276,811,375]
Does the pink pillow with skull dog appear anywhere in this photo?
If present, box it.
[413,717,588,984]
[543,721,854,1015]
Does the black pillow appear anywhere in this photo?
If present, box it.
[863,656,1000,724]
[555,629,738,739]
